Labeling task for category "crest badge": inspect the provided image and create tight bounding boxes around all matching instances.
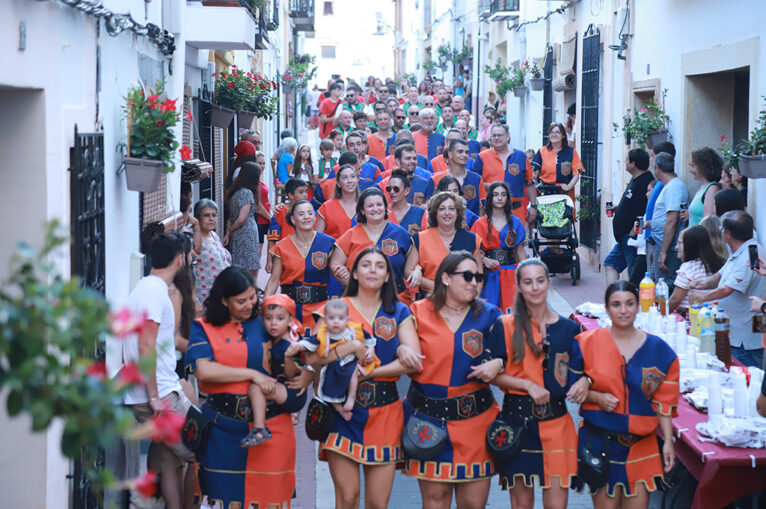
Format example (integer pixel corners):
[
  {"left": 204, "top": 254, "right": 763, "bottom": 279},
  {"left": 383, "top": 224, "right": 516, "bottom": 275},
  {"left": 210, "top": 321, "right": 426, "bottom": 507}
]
[
  {"left": 381, "top": 238, "right": 397, "bottom": 256},
  {"left": 312, "top": 251, "right": 327, "bottom": 270},
  {"left": 554, "top": 352, "right": 570, "bottom": 387},
  {"left": 642, "top": 367, "right": 664, "bottom": 397},
  {"left": 504, "top": 229, "right": 517, "bottom": 249},
  {"left": 374, "top": 316, "right": 397, "bottom": 341},
  {"left": 356, "top": 381, "right": 376, "bottom": 407},
  {"left": 457, "top": 394, "right": 477, "bottom": 418},
  {"left": 464, "top": 185, "right": 476, "bottom": 201},
  {"left": 508, "top": 163, "right": 520, "bottom": 176},
  {"left": 413, "top": 192, "right": 425, "bottom": 206},
  {"left": 462, "top": 329, "right": 483, "bottom": 358},
  {"left": 561, "top": 161, "right": 572, "bottom": 176}
]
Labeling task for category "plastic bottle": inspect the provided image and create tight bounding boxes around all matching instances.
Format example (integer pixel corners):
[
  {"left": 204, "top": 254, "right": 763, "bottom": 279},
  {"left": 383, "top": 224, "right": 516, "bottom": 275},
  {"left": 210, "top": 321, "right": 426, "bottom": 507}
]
[
  {"left": 689, "top": 292, "right": 702, "bottom": 338},
  {"left": 655, "top": 278, "right": 668, "bottom": 316},
  {"left": 699, "top": 305, "right": 716, "bottom": 354},
  {"left": 639, "top": 272, "right": 655, "bottom": 313},
  {"left": 713, "top": 302, "right": 731, "bottom": 366}
]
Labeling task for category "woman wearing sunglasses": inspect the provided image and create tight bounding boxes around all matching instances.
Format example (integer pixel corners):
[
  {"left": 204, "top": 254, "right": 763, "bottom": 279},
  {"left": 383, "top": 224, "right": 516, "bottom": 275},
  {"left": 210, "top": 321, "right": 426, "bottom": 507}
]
[
  {"left": 413, "top": 191, "right": 482, "bottom": 296},
  {"left": 386, "top": 170, "right": 427, "bottom": 235},
  {"left": 487, "top": 258, "right": 587, "bottom": 509},
  {"left": 331, "top": 187, "right": 420, "bottom": 305},
  {"left": 404, "top": 252, "right": 504, "bottom": 508},
  {"left": 571, "top": 281, "right": 679, "bottom": 508},
  {"left": 471, "top": 182, "right": 528, "bottom": 314}
]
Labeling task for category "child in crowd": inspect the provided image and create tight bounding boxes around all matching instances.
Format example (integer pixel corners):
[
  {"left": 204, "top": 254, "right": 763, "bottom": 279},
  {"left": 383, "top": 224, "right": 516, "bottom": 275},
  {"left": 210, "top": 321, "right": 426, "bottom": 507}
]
[
  {"left": 240, "top": 295, "right": 302, "bottom": 448},
  {"left": 294, "top": 144, "right": 315, "bottom": 185},
  {"left": 317, "top": 139, "right": 337, "bottom": 182},
  {"left": 330, "top": 129, "right": 345, "bottom": 160},
  {"left": 287, "top": 299, "right": 379, "bottom": 421}
]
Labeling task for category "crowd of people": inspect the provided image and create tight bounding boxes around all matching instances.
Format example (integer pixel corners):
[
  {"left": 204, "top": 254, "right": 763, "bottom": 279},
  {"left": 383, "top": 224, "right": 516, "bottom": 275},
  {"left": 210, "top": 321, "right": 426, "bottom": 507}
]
[{"left": 120, "top": 74, "right": 766, "bottom": 509}]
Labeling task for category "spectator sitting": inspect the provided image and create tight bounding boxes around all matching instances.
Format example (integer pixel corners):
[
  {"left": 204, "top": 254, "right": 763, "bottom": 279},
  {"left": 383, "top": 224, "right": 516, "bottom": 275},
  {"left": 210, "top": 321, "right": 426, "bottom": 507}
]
[
  {"left": 667, "top": 225, "right": 725, "bottom": 315},
  {"left": 276, "top": 137, "right": 298, "bottom": 184},
  {"left": 688, "top": 211, "right": 766, "bottom": 367},
  {"left": 271, "top": 128, "right": 294, "bottom": 167}
]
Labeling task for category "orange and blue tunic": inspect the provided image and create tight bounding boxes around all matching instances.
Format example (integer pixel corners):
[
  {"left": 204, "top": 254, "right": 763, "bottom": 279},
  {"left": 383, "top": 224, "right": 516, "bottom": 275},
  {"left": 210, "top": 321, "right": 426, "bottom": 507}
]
[
  {"left": 389, "top": 204, "right": 426, "bottom": 235},
  {"left": 472, "top": 148, "right": 533, "bottom": 224},
  {"left": 270, "top": 232, "right": 334, "bottom": 334},
  {"left": 531, "top": 146, "right": 584, "bottom": 203},
  {"left": 317, "top": 199, "right": 358, "bottom": 240},
  {"left": 432, "top": 169, "right": 486, "bottom": 216},
  {"left": 267, "top": 205, "right": 293, "bottom": 242},
  {"left": 413, "top": 130, "right": 446, "bottom": 161},
  {"left": 316, "top": 297, "right": 414, "bottom": 464},
  {"left": 379, "top": 173, "right": 434, "bottom": 207},
  {"left": 335, "top": 222, "right": 414, "bottom": 305},
  {"left": 427, "top": 154, "right": 476, "bottom": 174},
  {"left": 413, "top": 227, "right": 481, "bottom": 285},
  {"left": 185, "top": 318, "right": 296, "bottom": 509},
  {"left": 489, "top": 315, "right": 581, "bottom": 490},
  {"left": 403, "top": 299, "right": 503, "bottom": 481},
  {"left": 572, "top": 328, "right": 680, "bottom": 497},
  {"left": 470, "top": 215, "right": 526, "bottom": 314},
  {"left": 367, "top": 133, "right": 396, "bottom": 162}
]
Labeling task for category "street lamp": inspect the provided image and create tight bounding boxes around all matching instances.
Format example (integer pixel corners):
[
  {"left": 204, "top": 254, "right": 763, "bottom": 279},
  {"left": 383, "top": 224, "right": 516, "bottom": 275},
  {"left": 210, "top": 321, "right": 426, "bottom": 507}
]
[{"left": 373, "top": 11, "right": 392, "bottom": 36}]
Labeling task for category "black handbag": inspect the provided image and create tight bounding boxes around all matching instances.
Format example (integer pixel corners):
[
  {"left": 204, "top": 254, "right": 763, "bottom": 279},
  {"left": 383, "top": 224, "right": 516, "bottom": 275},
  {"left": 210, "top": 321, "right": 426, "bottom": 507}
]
[
  {"left": 181, "top": 404, "right": 211, "bottom": 453},
  {"left": 485, "top": 417, "right": 524, "bottom": 462},
  {"left": 577, "top": 425, "right": 610, "bottom": 490},
  {"left": 401, "top": 413, "right": 447, "bottom": 461},
  {"left": 305, "top": 397, "right": 335, "bottom": 441}
]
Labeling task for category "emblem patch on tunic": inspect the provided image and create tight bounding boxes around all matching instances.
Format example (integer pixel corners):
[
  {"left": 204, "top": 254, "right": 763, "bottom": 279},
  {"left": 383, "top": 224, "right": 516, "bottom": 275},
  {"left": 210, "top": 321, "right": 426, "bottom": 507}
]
[
  {"left": 457, "top": 394, "right": 477, "bottom": 418},
  {"left": 554, "top": 352, "right": 570, "bottom": 387},
  {"left": 356, "top": 381, "right": 376, "bottom": 407},
  {"left": 642, "top": 367, "right": 664, "bottom": 397},
  {"left": 413, "top": 192, "right": 425, "bottom": 206},
  {"left": 561, "top": 161, "right": 572, "bottom": 176},
  {"left": 464, "top": 185, "right": 477, "bottom": 200},
  {"left": 508, "top": 163, "right": 520, "bottom": 176},
  {"left": 462, "top": 329, "right": 483, "bottom": 358},
  {"left": 408, "top": 224, "right": 421, "bottom": 235},
  {"left": 312, "top": 251, "right": 328, "bottom": 270},
  {"left": 504, "top": 229, "right": 516, "bottom": 248},
  {"left": 373, "top": 316, "right": 397, "bottom": 341},
  {"left": 381, "top": 238, "right": 397, "bottom": 256}
]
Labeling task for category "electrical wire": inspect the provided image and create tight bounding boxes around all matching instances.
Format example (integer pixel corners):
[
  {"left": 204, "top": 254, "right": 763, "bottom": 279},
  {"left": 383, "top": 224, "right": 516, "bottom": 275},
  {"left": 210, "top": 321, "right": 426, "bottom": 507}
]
[{"left": 512, "top": 0, "right": 582, "bottom": 32}]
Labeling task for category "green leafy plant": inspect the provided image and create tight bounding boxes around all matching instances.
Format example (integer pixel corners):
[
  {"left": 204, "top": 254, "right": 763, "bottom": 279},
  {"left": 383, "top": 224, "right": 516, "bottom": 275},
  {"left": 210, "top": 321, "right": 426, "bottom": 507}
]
[
  {"left": 720, "top": 98, "right": 766, "bottom": 168},
  {"left": 520, "top": 57, "right": 542, "bottom": 79},
  {"left": 437, "top": 43, "right": 455, "bottom": 69},
  {"left": 455, "top": 45, "right": 472, "bottom": 63},
  {"left": 126, "top": 82, "right": 182, "bottom": 172},
  {"left": 484, "top": 59, "right": 524, "bottom": 97},
  {"left": 613, "top": 89, "right": 671, "bottom": 149},
  {"left": 423, "top": 59, "right": 437, "bottom": 72},
  {"left": 576, "top": 194, "right": 599, "bottom": 222},
  {"left": 281, "top": 54, "right": 317, "bottom": 91},
  {"left": 401, "top": 72, "right": 417, "bottom": 86}
]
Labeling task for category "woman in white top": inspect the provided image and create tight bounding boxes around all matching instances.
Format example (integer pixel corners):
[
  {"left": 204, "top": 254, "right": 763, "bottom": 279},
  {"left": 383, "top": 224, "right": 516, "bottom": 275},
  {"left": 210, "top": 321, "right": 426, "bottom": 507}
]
[{"left": 668, "top": 225, "right": 725, "bottom": 315}]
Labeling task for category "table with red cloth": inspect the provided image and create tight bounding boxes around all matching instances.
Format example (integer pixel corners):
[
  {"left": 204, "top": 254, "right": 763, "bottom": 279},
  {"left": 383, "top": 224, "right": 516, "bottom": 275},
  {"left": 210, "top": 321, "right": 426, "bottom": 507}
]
[{"left": 571, "top": 312, "right": 766, "bottom": 509}]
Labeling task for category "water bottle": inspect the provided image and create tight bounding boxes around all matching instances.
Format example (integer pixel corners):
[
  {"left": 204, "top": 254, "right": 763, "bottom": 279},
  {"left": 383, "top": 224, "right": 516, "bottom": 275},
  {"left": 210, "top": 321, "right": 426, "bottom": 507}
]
[
  {"left": 713, "top": 302, "right": 731, "bottom": 366},
  {"left": 699, "top": 305, "right": 716, "bottom": 354},
  {"left": 639, "top": 272, "right": 655, "bottom": 313},
  {"left": 655, "top": 278, "right": 668, "bottom": 316}
]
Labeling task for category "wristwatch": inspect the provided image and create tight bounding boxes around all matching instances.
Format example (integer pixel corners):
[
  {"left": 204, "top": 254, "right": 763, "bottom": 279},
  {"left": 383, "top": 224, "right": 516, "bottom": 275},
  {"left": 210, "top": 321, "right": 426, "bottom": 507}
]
[
  {"left": 760, "top": 302, "right": 766, "bottom": 315},
  {"left": 584, "top": 375, "right": 594, "bottom": 387}
]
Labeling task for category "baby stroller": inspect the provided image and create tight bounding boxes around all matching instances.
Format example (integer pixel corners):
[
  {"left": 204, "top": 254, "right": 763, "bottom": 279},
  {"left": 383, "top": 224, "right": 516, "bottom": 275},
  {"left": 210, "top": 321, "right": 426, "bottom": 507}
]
[{"left": 528, "top": 184, "right": 581, "bottom": 285}]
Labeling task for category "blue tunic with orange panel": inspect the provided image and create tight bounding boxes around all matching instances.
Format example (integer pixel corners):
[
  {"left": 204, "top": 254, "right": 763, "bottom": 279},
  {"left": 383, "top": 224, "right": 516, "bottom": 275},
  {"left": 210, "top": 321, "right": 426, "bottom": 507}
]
[
  {"left": 379, "top": 173, "right": 434, "bottom": 207},
  {"left": 316, "top": 297, "right": 414, "bottom": 464},
  {"left": 432, "top": 169, "right": 486, "bottom": 216},
  {"left": 571, "top": 328, "right": 680, "bottom": 497},
  {"left": 389, "top": 204, "right": 426, "bottom": 235},
  {"left": 472, "top": 148, "right": 533, "bottom": 224},
  {"left": 185, "top": 318, "right": 296, "bottom": 509},
  {"left": 413, "top": 130, "right": 446, "bottom": 161},
  {"left": 531, "top": 146, "right": 584, "bottom": 203},
  {"left": 267, "top": 205, "right": 293, "bottom": 242},
  {"left": 403, "top": 299, "right": 503, "bottom": 481},
  {"left": 470, "top": 215, "right": 527, "bottom": 314},
  {"left": 413, "top": 227, "right": 481, "bottom": 286},
  {"left": 270, "top": 232, "right": 334, "bottom": 334},
  {"left": 489, "top": 315, "right": 582, "bottom": 490}
]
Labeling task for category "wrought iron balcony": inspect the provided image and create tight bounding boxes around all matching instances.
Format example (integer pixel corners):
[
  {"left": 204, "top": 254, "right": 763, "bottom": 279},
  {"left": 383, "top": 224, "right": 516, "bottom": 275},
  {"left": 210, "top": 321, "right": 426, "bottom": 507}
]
[
  {"left": 488, "top": 0, "right": 520, "bottom": 21},
  {"left": 478, "top": 0, "right": 492, "bottom": 20},
  {"left": 289, "top": 0, "right": 315, "bottom": 32}
]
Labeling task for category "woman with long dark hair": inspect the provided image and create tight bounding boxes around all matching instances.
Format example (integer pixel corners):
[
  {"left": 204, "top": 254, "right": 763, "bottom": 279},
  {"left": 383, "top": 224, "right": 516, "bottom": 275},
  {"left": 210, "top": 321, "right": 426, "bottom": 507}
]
[
  {"left": 572, "top": 281, "right": 679, "bottom": 508},
  {"left": 488, "top": 258, "right": 587, "bottom": 509},
  {"left": 531, "top": 123, "right": 584, "bottom": 202},
  {"left": 308, "top": 247, "right": 422, "bottom": 509},
  {"left": 471, "top": 182, "right": 527, "bottom": 313},
  {"left": 404, "top": 252, "right": 503, "bottom": 508},
  {"left": 668, "top": 225, "right": 726, "bottom": 314},
  {"left": 686, "top": 147, "right": 723, "bottom": 225},
  {"left": 316, "top": 164, "right": 359, "bottom": 239},
  {"left": 225, "top": 162, "right": 265, "bottom": 280}
]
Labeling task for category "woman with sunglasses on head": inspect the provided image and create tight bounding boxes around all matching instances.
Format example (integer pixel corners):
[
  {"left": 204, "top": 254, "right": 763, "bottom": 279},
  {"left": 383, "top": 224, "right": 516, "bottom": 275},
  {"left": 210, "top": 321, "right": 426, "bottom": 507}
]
[
  {"left": 471, "top": 182, "right": 528, "bottom": 313},
  {"left": 414, "top": 191, "right": 482, "bottom": 296},
  {"left": 387, "top": 170, "right": 427, "bottom": 235},
  {"left": 571, "top": 281, "right": 679, "bottom": 508},
  {"left": 331, "top": 187, "right": 420, "bottom": 305},
  {"left": 403, "top": 252, "right": 503, "bottom": 509},
  {"left": 486, "top": 258, "right": 587, "bottom": 509}
]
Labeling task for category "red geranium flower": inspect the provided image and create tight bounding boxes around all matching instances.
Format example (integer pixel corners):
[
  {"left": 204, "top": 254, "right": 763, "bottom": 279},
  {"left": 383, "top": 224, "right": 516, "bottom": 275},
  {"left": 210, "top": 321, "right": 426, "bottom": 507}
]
[
  {"left": 147, "top": 94, "right": 160, "bottom": 108},
  {"left": 109, "top": 308, "right": 148, "bottom": 337},
  {"left": 159, "top": 98, "right": 177, "bottom": 113},
  {"left": 119, "top": 363, "right": 146, "bottom": 386},
  {"left": 134, "top": 470, "right": 158, "bottom": 498},
  {"left": 85, "top": 360, "right": 107, "bottom": 381},
  {"left": 186, "top": 110, "right": 193, "bottom": 121},
  {"left": 179, "top": 145, "right": 192, "bottom": 160},
  {"left": 149, "top": 408, "right": 186, "bottom": 443},
  {"left": 721, "top": 134, "right": 726, "bottom": 143},
  {"left": 227, "top": 82, "right": 235, "bottom": 88}
]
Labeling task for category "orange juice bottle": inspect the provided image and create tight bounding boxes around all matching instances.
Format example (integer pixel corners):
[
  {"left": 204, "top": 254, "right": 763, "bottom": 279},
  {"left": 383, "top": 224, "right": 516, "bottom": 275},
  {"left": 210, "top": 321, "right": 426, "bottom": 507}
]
[{"left": 639, "top": 272, "right": 655, "bottom": 313}]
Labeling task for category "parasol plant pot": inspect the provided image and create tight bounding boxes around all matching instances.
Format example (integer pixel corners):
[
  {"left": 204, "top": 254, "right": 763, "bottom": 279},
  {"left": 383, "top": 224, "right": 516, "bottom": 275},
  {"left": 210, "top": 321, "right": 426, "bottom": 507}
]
[
  {"left": 237, "top": 110, "right": 257, "bottom": 128},
  {"left": 646, "top": 129, "right": 670, "bottom": 149},
  {"left": 738, "top": 154, "right": 766, "bottom": 179},
  {"left": 529, "top": 78, "right": 545, "bottom": 91},
  {"left": 208, "top": 105, "right": 235, "bottom": 128},
  {"left": 124, "top": 157, "right": 164, "bottom": 193},
  {"left": 513, "top": 85, "right": 527, "bottom": 98}
]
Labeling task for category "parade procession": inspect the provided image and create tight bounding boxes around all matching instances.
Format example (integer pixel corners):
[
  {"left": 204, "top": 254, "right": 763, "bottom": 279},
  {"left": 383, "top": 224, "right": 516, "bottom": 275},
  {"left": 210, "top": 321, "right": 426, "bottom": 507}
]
[{"left": 2, "top": 0, "right": 766, "bottom": 508}]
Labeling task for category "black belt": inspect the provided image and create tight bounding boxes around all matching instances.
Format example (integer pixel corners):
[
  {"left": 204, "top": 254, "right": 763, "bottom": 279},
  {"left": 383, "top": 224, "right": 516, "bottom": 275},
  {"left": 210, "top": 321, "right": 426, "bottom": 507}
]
[
  {"left": 395, "top": 277, "right": 408, "bottom": 294},
  {"left": 282, "top": 283, "right": 328, "bottom": 304},
  {"left": 355, "top": 380, "right": 399, "bottom": 408},
  {"left": 407, "top": 385, "right": 495, "bottom": 421},
  {"left": 585, "top": 421, "right": 648, "bottom": 448},
  {"left": 485, "top": 248, "right": 517, "bottom": 265},
  {"left": 511, "top": 201, "right": 522, "bottom": 210},
  {"left": 206, "top": 393, "right": 281, "bottom": 422},
  {"left": 501, "top": 394, "right": 567, "bottom": 422}
]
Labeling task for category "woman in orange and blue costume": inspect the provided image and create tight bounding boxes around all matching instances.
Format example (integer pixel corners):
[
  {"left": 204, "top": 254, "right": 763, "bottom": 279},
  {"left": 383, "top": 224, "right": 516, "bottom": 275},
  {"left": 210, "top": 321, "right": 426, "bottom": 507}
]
[
  {"left": 571, "top": 280, "right": 679, "bottom": 508},
  {"left": 487, "top": 258, "right": 589, "bottom": 509},
  {"left": 307, "top": 247, "right": 423, "bottom": 509},
  {"left": 471, "top": 182, "right": 527, "bottom": 314},
  {"left": 264, "top": 200, "right": 334, "bottom": 335},
  {"left": 404, "top": 252, "right": 504, "bottom": 509},
  {"left": 184, "top": 267, "right": 311, "bottom": 509}
]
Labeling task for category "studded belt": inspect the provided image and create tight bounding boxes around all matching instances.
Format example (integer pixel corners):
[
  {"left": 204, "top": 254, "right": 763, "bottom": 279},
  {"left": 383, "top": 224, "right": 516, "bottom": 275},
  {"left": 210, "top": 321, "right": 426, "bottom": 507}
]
[
  {"left": 206, "top": 393, "right": 281, "bottom": 422},
  {"left": 354, "top": 380, "right": 399, "bottom": 408},
  {"left": 584, "top": 421, "right": 648, "bottom": 448},
  {"left": 485, "top": 248, "right": 517, "bottom": 266},
  {"left": 282, "top": 283, "right": 328, "bottom": 304},
  {"left": 501, "top": 394, "right": 567, "bottom": 423},
  {"left": 406, "top": 385, "right": 495, "bottom": 421},
  {"left": 394, "top": 277, "right": 408, "bottom": 294}
]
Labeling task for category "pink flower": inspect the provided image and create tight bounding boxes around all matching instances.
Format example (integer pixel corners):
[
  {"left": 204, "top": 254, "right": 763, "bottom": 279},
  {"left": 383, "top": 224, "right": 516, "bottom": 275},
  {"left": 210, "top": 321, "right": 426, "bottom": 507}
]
[
  {"left": 109, "top": 308, "right": 148, "bottom": 337},
  {"left": 118, "top": 363, "right": 146, "bottom": 387},
  {"left": 134, "top": 470, "right": 158, "bottom": 498},
  {"left": 179, "top": 145, "right": 192, "bottom": 160},
  {"left": 640, "top": 108, "right": 647, "bottom": 113},
  {"left": 149, "top": 407, "right": 185, "bottom": 444},
  {"left": 721, "top": 134, "right": 726, "bottom": 144}
]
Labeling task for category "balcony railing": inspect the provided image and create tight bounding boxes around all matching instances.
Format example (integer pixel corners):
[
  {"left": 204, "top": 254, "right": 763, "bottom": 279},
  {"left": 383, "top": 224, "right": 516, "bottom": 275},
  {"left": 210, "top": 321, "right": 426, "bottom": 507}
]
[
  {"left": 488, "top": 0, "right": 520, "bottom": 21},
  {"left": 478, "top": 0, "right": 491, "bottom": 20},
  {"left": 289, "top": 0, "right": 315, "bottom": 32}
]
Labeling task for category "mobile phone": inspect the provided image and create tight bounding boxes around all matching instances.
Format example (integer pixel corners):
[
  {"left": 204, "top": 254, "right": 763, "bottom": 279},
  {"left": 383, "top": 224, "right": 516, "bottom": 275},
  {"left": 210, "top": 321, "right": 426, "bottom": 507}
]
[
  {"left": 749, "top": 244, "right": 759, "bottom": 270},
  {"left": 680, "top": 202, "right": 688, "bottom": 210}
]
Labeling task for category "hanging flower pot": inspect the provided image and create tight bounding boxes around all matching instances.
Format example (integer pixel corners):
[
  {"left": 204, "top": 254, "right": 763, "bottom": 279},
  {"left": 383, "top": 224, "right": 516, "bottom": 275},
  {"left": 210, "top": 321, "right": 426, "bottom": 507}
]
[
  {"left": 124, "top": 157, "right": 164, "bottom": 193},
  {"left": 646, "top": 129, "right": 671, "bottom": 149},
  {"left": 529, "top": 78, "right": 545, "bottom": 91},
  {"left": 237, "top": 110, "right": 257, "bottom": 128},
  {"left": 513, "top": 85, "right": 527, "bottom": 98},
  {"left": 738, "top": 154, "right": 766, "bottom": 179},
  {"left": 208, "top": 104, "right": 235, "bottom": 128}
]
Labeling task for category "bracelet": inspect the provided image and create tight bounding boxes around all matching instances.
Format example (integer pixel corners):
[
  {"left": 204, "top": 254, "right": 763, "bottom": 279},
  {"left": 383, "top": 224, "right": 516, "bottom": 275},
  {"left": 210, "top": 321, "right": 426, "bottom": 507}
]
[
  {"left": 150, "top": 397, "right": 160, "bottom": 402},
  {"left": 585, "top": 375, "right": 594, "bottom": 387}
]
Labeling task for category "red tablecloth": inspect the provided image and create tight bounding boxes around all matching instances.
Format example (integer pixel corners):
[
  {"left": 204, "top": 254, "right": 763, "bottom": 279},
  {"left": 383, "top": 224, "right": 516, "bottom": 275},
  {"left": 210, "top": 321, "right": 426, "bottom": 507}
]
[{"left": 571, "top": 313, "right": 766, "bottom": 508}]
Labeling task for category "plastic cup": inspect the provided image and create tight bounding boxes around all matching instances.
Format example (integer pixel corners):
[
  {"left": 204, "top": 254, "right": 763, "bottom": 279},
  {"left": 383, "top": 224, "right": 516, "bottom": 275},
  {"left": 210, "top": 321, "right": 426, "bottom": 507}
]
[
  {"left": 708, "top": 373, "right": 722, "bottom": 415},
  {"left": 687, "top": 344, "right": 697, "bottom": 369}
]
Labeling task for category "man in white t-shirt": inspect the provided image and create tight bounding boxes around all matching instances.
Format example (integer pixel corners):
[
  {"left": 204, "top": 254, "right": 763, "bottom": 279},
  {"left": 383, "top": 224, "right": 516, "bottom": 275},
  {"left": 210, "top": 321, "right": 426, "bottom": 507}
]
[{"left": 123, "top": 233, "right": 194, "bottom": 509}]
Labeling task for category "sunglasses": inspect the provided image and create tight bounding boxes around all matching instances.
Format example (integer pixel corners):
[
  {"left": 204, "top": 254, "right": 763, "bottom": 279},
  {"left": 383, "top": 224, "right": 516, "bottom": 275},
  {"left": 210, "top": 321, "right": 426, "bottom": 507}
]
[
  {"left": 385, "top": 185, "right": 402, "bottom": 193},
  {"left": 540, "top": 339, "right": 550, "bottom": 370},
  {"left": 395, "top": 115, "right": 406, "bottom": 120},
  {"left": 447, "top": 271, "right": 484, "bottom": 283}
]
